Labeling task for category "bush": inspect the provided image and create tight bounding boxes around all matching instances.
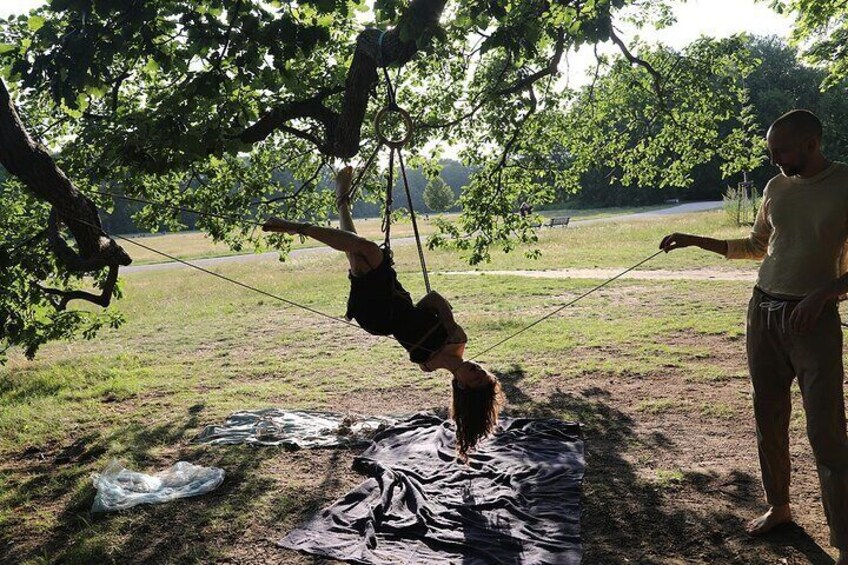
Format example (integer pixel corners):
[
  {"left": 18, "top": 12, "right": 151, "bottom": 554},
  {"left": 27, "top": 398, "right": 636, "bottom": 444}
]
[{"left": 723, "top": 182, "right": 760, "bottom": 226}]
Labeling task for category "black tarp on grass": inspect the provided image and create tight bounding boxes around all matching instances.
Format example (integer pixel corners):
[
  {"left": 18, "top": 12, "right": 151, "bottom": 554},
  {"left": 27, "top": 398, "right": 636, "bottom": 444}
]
[{"left": 279, "top": 412, "right": 584, "bottom": 564}]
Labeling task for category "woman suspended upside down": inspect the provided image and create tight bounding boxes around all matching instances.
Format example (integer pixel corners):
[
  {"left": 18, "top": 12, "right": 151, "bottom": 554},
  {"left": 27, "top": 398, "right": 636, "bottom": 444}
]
[{"left": 263, "top": 166, "right": 503, "bottom": 460}]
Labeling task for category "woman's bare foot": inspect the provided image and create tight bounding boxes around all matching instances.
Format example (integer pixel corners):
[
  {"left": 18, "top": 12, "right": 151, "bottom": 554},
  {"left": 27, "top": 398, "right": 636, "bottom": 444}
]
[
  {"left": 745, "top": 505, "right": 792, "bottom": 536},
  {"left": 335, "top": 165, "right": 354, "bottom": 207}
]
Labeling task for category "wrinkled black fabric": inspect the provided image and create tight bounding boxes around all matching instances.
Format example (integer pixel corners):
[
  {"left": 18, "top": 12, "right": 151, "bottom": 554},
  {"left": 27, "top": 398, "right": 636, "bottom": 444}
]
[{"left": 279, "top": 413, "right": 584, "bottom": 564}]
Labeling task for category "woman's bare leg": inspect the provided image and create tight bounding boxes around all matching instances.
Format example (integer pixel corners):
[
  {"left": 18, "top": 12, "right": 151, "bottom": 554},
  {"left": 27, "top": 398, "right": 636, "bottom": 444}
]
[
  {"left": 336, "top": 166, "right": 358, "bottom": 234},
  {"left": 334, "top": 166, "right": 379, "bottom": 274},
  {"left": 261, "top": 167, "right": 382, "bottom": 275}
]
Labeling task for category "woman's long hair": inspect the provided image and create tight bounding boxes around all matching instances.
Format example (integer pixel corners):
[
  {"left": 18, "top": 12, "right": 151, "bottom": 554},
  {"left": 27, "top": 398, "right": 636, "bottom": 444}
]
[{"left": 451, "top": 368, "right": 504, "bottom": 461}]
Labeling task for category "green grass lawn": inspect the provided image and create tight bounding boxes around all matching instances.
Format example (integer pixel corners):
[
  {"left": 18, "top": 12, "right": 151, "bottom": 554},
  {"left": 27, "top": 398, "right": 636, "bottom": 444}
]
[{"left": 2, "top": 208, "right": 839, "bottom": 564}]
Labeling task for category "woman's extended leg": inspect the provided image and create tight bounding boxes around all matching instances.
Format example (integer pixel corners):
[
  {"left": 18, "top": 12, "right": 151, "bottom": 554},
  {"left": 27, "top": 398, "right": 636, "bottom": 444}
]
[
  {"left": 262, "top": 167, "right": 382, "bottom": 275},
  {"left": 334, "top": 166, "right": 380, "bottom": 275}
]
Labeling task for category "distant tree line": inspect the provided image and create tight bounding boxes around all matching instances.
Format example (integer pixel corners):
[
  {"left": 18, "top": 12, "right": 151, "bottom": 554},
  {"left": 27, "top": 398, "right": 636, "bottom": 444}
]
[{"left": 560, "top": 35, "right": 848, "bottom": 208}]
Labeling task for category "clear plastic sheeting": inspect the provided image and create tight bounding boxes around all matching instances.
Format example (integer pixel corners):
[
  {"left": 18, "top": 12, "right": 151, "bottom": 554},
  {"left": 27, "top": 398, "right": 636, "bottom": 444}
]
[
  {"left": 193, "top": 409, "right": 398, "bottom": 448},
  {"left": 91, "top": 460, "right": 225, "bottom": 513}
]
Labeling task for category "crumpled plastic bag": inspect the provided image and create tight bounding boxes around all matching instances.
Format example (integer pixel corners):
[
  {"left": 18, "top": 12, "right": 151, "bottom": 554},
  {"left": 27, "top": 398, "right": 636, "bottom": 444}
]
[{"left": 91, "top": 459, "right": 225, "bottom": 513}]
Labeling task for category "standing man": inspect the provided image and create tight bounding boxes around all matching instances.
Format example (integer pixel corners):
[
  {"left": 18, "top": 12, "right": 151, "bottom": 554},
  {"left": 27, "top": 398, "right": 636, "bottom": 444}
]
[{"left": 660, "top": 109, "right": 848, "bottom": 563}]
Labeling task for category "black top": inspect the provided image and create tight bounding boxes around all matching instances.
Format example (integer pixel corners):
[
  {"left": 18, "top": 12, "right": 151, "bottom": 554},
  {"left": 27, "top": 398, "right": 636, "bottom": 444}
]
[{"left": 346, "top": 250, "right": 448, "bottom": 363}]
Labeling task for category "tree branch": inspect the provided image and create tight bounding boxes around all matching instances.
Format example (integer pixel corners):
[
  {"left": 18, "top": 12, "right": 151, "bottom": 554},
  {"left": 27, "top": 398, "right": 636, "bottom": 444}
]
[
  {"left": 254, "top": 158, "right": 327, "bottom": 205},
  {"left": 495, "top": 30, "right": 566, "bottom": 97},
  {"left": 237, "top": 87, "right": 343, "bottom": 150},
  {"left": 608, "top": 27, "right": 667, "bottom": 109},
  {"left": 237, "top": 0, "right": 448, "bottom": 159},
  {"left": 0, "top": 78, "right": 130, "bottom": 307},
  {"left": 38, "top": 264, "right": 120, "bottom": 310},
  {"left": 419, "top": 56, "right": 513, "bottom": 131}
]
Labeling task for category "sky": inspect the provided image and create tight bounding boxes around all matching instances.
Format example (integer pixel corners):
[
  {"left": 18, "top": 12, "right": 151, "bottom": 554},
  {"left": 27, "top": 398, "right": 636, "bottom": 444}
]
[
  {"left": 566, "top": 0, "right": 794, "bottom": 86},
  {"left": 0, "top": 0, "right": 794, "bottom": 87}
]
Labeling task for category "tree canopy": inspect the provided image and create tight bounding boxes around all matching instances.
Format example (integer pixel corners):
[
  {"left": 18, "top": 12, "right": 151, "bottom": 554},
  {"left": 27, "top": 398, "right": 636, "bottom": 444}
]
[
  {"left": 1, "top": 0, "right": 846, "bottom": 361},
  {"left": 772, "top": 0, "right": 848, "bottom": 88}
]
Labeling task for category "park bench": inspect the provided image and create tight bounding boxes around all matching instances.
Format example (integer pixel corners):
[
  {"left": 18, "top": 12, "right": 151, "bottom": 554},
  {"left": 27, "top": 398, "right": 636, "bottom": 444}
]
[{"left": 546, "top": 216, "right": 570, "bottom": 228}]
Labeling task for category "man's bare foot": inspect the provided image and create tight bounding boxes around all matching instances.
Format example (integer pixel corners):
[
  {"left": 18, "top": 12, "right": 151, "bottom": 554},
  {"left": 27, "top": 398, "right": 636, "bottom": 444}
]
[{"left": 745, "top": 505, "right": 792, "bottom": 536}]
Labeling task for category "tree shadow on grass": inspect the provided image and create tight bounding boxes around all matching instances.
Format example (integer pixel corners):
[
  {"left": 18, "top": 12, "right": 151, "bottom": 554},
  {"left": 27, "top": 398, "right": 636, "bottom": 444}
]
[
  {"left": 9, "top": 368, "right": 835, "bottom": 565},
  {"left": 1, "top": 402, "right": 291, "bottom": 565},
  {"left": 494, "top": 365, "right": 834, "bottom": 565}
]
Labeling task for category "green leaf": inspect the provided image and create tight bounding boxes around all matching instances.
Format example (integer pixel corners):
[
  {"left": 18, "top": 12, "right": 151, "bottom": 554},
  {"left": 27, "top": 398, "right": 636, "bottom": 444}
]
[
  {"left": 27, "top": 15, "right": 45, "bottom": 32},
  {"left": 144, "top": 57, "right": 160, "bottom": 74}
]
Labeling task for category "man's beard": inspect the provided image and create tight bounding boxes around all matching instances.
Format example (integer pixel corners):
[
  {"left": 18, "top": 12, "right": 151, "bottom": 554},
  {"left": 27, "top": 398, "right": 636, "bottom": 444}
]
[{"left": 780, "top": 159, "right": 805, "bottom": 176}]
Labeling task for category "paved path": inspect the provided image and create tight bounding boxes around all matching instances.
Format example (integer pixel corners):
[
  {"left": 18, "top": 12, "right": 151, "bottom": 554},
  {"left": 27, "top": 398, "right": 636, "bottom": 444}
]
[
  {"left": 123, "top": 201, "right": 724, "bottom": 274},
  {"left": 567, "top": 200, "right": 723, "bottom": 226},
  {"left": 437, "top": 267, "right": 755, "bottom": 282}
]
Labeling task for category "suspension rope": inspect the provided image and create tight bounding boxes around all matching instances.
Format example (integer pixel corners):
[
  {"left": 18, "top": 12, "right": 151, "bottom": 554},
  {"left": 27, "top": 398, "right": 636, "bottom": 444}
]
[
  {"left": 377, "top": 31, "right": 396, "bottom": 107},
  {"left": 70, "top": 206, "right": 668, "bottom": 361},
  {"left": 120, "top": 234, "right": 357, "bottom": 325},
  {"left": 344, "top": 141, "right": 383, "bottom": 202},
  {"left": 371, "top": 29, "right": 432, "bottom": 292},
  {"left": 87, "top": 189, "right": 264, "bottom": 229},
  {"left": 381, "top": 147, "right": 395, "bottom": 249},
  {"left": 396, "top": 149, "right": 431, "bottom": 294},
  {"left": 469, "top": 249, "right": 666, "bottom": 361}
]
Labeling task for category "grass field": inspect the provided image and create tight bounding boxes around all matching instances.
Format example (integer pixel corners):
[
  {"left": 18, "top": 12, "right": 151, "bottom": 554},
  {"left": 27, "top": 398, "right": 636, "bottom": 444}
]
[{"left": 1, "top": 208, "right": 840, "bottom": 564}]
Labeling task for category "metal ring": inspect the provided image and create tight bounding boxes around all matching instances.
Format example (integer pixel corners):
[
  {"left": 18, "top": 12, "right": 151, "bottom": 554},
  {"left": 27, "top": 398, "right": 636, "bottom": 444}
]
[{"left": 374, "top": 105, "right": 413, "bottom": 149}]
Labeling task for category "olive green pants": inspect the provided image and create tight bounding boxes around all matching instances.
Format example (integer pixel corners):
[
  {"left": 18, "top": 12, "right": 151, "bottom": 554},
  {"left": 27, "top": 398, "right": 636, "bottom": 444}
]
[{"left": 748, "top": 287, "right": 848, "bottom": 548}]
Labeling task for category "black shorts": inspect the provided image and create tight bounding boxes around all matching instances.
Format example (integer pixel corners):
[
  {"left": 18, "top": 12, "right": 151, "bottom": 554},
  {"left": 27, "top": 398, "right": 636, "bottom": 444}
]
[
  {"left": 345, "top": 251, "right": 448, "bottom": 362},
  {"left": 345, "top": 251, "right": 413, "bottom": 336}
]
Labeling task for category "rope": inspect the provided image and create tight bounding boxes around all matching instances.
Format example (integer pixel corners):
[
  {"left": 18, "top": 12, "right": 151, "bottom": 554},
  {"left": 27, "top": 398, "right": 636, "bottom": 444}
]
[
  {"left": 4, "top": 228, "right": 48, "bottom": 254},
  {"left": 373, "top": 28, "right": 430, "bottom": 291},
  {"left": 377, "top": 30, "right": 396, "bottom": 108},
  {"left": 381, "top": 147, "right": 395, "bottom": 249},
  {"left": 396, "top": 149, "right": 431, "bottom": 294},
  {"left": 344, "top": 141, "right": 383, "bottom": 202},
  {"left": 118, "top": 234, "right": 358, "bottom": 325},
  {"left": 87, "top": 189, "right": 264, "bottom": 228},
  {"left": 15, "top": 194, "right": 672, "bottom": 362},
  {"left": 469, "top": 249, "right": 666, "bottom": 361}
]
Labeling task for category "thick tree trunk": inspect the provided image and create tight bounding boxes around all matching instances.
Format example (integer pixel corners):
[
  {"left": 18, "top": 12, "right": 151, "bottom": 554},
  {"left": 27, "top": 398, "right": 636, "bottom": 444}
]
[
  {"left": 0, "top": 78, "right": 130, "bottom": 305},
  {"left": 333, "top": 0, "right": 446, "bottom": 157},
  {"left": 241, "top": 0, "right": 448, "bottom": 159}
]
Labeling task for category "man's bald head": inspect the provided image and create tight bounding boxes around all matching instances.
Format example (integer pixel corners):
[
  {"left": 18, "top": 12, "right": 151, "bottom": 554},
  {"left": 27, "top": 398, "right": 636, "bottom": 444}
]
[
  {"left": 766, "top": 109, "right": 827, "bottom": 177},
  {"left": 769, "top": 109, "right": 823, "bottom": 141}
]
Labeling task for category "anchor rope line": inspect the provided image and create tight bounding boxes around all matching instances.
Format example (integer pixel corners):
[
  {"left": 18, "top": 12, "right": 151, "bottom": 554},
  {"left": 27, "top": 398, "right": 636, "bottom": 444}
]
[{"left": 469, "top": 249, "right": 666, "bottom": 360}]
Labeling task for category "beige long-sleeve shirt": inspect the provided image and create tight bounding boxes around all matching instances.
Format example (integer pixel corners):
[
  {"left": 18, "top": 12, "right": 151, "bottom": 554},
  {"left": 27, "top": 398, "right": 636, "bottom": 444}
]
[{"left": 725, "top": 162, "right": 848, "bottom": 298}]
